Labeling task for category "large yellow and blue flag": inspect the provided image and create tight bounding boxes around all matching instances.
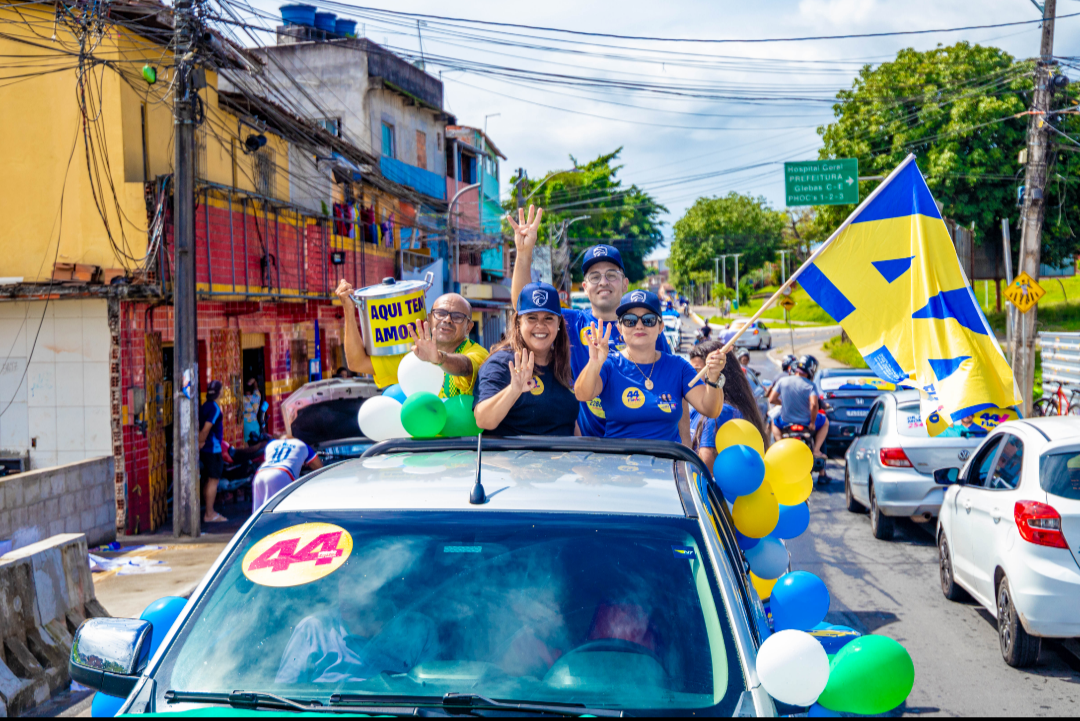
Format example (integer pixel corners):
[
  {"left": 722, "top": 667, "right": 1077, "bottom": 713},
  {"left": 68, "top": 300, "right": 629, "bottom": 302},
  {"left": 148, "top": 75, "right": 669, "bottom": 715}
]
[{"left": 797, "top": 155, "right": 1021, "bottom": 424}]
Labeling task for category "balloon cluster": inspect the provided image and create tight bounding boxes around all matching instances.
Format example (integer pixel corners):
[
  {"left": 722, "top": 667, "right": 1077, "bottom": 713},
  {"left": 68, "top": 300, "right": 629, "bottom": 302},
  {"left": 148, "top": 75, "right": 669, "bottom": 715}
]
[
  {"left": 356, "top": 352, "right": 481, "bottom": 441},
  {"left": 712, "top": 419, "right": 915, "bottom": 714}
]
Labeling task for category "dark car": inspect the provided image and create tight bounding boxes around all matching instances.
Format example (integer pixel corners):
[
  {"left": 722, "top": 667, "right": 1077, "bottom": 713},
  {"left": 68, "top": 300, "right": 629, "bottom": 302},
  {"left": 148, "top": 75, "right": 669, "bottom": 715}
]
[{"left": 815, "top": 368, "right": 896, "bottom": 457}]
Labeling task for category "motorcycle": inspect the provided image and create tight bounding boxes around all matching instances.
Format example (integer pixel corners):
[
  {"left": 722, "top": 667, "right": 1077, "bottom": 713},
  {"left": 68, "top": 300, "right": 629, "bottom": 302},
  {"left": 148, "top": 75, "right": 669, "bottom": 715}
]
[{"left": 778, "top": 423, "right": 829, "bottom": 484}]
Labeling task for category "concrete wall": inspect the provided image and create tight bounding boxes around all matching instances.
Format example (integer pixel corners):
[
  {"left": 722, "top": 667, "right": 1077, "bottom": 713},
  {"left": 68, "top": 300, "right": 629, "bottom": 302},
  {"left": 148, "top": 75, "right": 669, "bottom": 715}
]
[
  {"left": 0, "top": 533, "right": 108, "bottom": 716},
  {"left": 0, "top": 457, "right": 116, "bottom": 552},
  {"left": 0, "top": 299, "right": 111, "bottom": 471}
]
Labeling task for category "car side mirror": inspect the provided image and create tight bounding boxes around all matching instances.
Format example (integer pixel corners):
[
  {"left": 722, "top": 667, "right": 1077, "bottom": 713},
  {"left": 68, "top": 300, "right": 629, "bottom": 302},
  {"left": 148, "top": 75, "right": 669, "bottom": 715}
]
[
  {"left": 934, "top": 467, "right": 960, "bottom": 486},
  {"left": 70, "top": 618, "right": 152, "bottom": 698}
]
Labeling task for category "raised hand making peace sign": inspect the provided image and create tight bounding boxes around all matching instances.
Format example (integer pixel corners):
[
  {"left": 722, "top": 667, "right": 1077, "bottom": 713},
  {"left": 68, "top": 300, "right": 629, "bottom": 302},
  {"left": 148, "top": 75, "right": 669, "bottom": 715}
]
[
  {"left": 505, "top": 204, "right": 544, "bottom": 253},
  {"left": 586, "top": 321, "right": 611, "bottom": 364}
]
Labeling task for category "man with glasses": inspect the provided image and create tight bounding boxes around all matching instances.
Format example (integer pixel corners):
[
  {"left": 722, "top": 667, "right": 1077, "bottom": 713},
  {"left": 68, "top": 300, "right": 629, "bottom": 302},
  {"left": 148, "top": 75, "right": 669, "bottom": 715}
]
[{"left": 509, "top": 206, "right": 673, "bottom": 438}]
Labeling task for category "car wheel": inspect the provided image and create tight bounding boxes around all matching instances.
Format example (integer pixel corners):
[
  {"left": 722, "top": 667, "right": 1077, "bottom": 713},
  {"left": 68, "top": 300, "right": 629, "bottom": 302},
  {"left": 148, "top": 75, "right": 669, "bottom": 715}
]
[
  {"left": 998, "top": 575, "right": 1040, "bottom": 667},
  {"left": 845, "top": 465, "right": 866, "bottom": 513},
  {"left": 869, "top": 480, "right": 895, "bottom": 540},
  {"left": 938, "top": 533, "right": 968, "bottom": 601}
]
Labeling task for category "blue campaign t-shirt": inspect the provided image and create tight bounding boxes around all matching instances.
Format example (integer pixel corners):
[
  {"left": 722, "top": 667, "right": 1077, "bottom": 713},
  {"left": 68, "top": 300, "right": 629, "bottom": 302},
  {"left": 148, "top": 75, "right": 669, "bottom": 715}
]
[
  {"left": 691, "top": 403, "right": 742, "bottom": 450},
  {"left": 473, "top": 349, "right": 578, "bottom": 437},
  {"left": 596, "top": 352, "right": 700, "bottom": 442},
  {"left": 199, "top": 400, "right": 223, "bottom": 454},
  {"left": 562, "top": 308, "right": 672, "bottom": 438}
]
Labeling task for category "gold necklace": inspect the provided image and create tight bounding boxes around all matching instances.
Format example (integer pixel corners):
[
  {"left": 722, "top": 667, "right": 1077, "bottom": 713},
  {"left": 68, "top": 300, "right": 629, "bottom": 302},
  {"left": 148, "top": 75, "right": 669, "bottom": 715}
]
[{"left": 624, "top": 349, "right": 658, "bottom": 390}]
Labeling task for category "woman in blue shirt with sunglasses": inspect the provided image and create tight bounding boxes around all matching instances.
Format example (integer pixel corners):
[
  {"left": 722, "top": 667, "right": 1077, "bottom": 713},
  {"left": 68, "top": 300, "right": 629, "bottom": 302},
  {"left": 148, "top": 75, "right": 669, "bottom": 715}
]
[{"left": 575, "top": 290, "right": 727, "bottom": 442}]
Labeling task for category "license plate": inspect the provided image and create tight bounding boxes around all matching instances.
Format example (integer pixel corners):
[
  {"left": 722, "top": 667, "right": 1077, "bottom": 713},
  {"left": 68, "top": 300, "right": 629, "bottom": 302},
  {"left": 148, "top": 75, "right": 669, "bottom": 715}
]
[{"left": 847, "top": 410, "right": 869, "bottom": 418}]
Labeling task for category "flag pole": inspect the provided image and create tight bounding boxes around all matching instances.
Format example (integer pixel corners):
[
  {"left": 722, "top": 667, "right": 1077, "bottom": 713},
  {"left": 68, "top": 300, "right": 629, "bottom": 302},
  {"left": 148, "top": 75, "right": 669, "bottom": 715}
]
[{"left": 689, "top": 153, "right": 918, "bottom": 387}]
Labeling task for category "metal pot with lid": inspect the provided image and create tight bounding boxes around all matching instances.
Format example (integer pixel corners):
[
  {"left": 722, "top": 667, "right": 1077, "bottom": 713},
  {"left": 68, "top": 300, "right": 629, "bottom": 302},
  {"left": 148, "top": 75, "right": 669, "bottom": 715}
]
[{"left": 350, "top": 273, "right": 433, "bottom": 356}]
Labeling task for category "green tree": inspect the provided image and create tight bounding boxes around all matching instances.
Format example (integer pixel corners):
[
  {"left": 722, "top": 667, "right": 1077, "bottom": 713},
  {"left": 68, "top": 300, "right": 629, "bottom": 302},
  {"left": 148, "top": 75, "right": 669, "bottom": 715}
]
[
  {"left": 505, "top": 149, "right": 666, "bottom": 283},
  {"left": 808, "top": 42, "right": 1080, "bottom": 265},
  {"left": 669, "top": 192, "right": 786, "bottom": 289}
]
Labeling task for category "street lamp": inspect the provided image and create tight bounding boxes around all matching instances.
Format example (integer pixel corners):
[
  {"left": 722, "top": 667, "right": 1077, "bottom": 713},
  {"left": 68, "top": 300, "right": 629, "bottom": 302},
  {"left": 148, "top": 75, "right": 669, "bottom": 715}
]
[{"left": 448, "top": 182, "right": 481, "bottom": 291}]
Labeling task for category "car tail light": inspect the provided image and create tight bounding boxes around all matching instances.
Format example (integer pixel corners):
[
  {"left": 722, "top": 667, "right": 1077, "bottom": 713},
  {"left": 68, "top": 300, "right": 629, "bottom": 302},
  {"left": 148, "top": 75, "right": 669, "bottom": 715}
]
[
  {"left": 1014, "top": 501, "right": 1069, "bottom": 549},
  {"left": 879, "top": 448, "right": 913, "bottom": 467},
  {"left": 753, "top": 329, "right": 759, "bottom": 335}
]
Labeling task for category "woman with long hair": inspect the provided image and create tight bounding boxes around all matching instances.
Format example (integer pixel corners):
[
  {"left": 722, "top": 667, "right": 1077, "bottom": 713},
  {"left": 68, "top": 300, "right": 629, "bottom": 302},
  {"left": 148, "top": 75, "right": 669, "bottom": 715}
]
[
  {"left": 687, "top": 341, "right": 768, "bottom": 467},
  {"left": 474, "top": 282, "right": 578, "bottom": 436},
  {"left": 575, "top": 290, "right": 726, "bottom": 442}
]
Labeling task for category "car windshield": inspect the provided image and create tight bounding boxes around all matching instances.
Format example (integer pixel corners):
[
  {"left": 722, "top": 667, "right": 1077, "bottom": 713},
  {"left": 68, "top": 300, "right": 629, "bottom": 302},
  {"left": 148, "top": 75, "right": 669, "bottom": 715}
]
[
  {"left": 154, "top": 511, "right": 743, "bottom": 715},
  {"left": 1040, "top": 451, "right": 1080, "bottom": 500}
]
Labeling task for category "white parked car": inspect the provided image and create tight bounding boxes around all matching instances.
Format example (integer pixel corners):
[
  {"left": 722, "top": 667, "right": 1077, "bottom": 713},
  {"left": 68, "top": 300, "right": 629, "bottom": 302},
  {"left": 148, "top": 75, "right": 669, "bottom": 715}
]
[
  {"left": 936, "top": 417, "right": 1080, "bottom": 667},
  {"left": 662, "top": 311, "right": 682, "bottom": 352},
  {"left": 727, "top": 320, "right": 771, "bottom": 350},
  {"left": 844, "top": 390, "right": 985, "bottom": 540}
]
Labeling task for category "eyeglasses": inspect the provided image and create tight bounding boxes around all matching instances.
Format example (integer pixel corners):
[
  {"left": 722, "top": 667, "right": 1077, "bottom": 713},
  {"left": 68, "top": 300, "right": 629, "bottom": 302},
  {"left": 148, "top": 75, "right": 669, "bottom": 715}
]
[
  {"left": 431, "top": 309, "right": 469, "bottom": 324},
  {"left": 619, "top": 313, "right": 659, "bottom": 328},
  {"left": 585, "top": 270, "right": 624, "bottom": 285}
]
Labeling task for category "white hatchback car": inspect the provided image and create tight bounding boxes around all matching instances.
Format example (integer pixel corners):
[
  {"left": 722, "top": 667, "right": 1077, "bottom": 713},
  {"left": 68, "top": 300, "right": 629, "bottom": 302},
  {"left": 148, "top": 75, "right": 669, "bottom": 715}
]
[{"left": 936, "top": 417, "right": 1080, "bottom": 667}]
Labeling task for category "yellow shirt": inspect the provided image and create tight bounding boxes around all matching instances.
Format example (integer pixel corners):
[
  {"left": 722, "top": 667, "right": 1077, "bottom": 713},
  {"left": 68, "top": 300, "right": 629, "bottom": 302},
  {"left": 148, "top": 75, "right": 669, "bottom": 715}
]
[
  {"left": 370, "top": 354, "right": 403, "bottom": 389},
  {"left": 441, "top": 339, "right": 489, "bottom": 398}
]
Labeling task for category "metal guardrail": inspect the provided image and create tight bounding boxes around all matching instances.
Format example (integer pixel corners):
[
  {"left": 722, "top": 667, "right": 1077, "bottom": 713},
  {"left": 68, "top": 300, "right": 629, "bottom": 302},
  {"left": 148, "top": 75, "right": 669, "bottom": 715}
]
[{"left": 1039, "top": 331, "right": 1080, "bottom": 394}]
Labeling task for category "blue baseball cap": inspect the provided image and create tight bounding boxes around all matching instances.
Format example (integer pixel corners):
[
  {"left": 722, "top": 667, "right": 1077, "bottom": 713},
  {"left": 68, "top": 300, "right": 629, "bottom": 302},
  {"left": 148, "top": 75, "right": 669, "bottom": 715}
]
[
  {"left": 518, "top": 282, "right": 563, "bottom": 316},
  {"left": 581, "top": 244, "right": 624, "bottom": 275},
  {"left": 616, "top": 290, "right": 662, "bottom": 317}
]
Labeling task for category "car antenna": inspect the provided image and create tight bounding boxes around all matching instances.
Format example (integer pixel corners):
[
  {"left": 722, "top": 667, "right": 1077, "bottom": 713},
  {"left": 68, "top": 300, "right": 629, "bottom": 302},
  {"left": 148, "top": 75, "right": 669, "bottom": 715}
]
[{"left": 469, "top": 433, "right": 486, "bottom": 504}]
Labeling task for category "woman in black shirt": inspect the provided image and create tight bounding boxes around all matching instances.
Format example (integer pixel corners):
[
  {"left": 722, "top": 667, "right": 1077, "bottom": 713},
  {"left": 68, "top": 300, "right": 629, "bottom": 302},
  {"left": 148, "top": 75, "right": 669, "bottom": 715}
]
[{"left": 474, "top": 282, "right": 578, "bottom": 436}]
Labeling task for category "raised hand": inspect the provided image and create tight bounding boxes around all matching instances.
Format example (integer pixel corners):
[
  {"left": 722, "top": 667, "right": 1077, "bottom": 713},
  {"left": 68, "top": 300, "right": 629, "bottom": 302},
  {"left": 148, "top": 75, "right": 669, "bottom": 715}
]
[
  {"left": 335, "top": 279, "right": 356, "bottom": 308},
  {"left": 408, "top": 320, "right": 440, "bottom": 364},
  {"left": 508, "top": 349, "right": 537, "bottom": 395},
  {"left": 705, "top": 348, "right": 727, "bottom": 383},
  {"left": 505, "top": 204, "right": 544, "bottom": 252},
  {"left": 586, "top": 321, "right": 611, "bottom": 364}
]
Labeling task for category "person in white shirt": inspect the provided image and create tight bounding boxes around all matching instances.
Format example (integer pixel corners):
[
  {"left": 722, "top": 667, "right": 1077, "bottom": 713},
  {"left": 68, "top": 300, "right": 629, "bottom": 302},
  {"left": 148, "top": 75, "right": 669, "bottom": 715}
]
[{"left": 252, "top": 436, "right": 323, "bottom": 512}]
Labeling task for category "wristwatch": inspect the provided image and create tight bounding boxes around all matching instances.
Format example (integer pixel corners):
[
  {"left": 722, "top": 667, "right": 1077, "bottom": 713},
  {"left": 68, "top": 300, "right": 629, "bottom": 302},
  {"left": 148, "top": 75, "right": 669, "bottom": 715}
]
[{"left": 703, "top": 374, "right": 726, "bottom": 389}]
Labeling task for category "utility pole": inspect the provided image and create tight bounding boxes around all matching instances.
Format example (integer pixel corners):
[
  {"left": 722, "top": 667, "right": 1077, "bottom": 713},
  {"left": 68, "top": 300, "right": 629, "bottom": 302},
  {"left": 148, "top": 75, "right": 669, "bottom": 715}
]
[
  {"left": 778, "top": 250, "right": 788, "bottom": 285},
  {"left": 1001, "top": 219, "right": 1016, "bottom": 365},
  {"left": 1016, "top": 0, "right": 1057, "bottom": 416},
  {"left": 515, "top": 168, "right": 526, "bottom": 211},
  {"left": 173, "top": 0, "right": 200, "bottom": 537},
  {"left": 732, "top": 253, "right": 742, "bottom": 311},
  {"left": 713, "top": 257, "right": 721, "bottom": 314}
]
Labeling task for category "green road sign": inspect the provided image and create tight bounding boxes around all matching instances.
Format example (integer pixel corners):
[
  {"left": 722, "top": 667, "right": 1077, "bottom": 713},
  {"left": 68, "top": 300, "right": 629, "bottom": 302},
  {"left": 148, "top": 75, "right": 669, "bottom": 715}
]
[{"left": 784, "top": 159, "right": 859, "bottom": 206}]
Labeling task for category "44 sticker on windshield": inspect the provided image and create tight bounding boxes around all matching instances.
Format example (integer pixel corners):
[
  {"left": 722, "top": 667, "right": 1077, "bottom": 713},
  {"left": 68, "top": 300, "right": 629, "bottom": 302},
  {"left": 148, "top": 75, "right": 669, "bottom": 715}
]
[{"left": 242, "top": 523, "right": 353, "bottom": 587}]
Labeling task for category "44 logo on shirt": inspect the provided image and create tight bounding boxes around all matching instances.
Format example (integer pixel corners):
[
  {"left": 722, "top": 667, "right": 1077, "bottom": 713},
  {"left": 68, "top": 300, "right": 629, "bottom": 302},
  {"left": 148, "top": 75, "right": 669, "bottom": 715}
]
[
  {"left": 242, "top": 522, "right": 354, "bottom": 587},
  {"left": 622, "top": 387, "right": 645, "bottom": 409}
]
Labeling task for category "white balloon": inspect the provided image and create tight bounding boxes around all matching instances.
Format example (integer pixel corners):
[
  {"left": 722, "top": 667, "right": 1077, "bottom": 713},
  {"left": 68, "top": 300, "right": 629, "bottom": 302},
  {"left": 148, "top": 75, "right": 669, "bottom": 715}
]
[
  {"left": 357, "top": 396, "right": 408, "bottom": 442},
  {"left": 397, "top": 352, "right": 445, "bottom": 397},
  {"left": 745, "top": 537, "right": 789, "bottom": 580},
  {"left": 756, "top": 629, "right": 831, "bottom": 707}
]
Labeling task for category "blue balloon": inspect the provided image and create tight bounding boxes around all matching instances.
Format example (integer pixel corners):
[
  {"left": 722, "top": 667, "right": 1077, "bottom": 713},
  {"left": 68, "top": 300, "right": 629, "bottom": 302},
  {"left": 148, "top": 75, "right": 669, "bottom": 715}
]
[
  {"left": 807, "top": 703, "right": 832, "bottom": 717},
  {"left": 139, "top": 596, "right": 188, "bottom": 657},
  {"left": 91, "top": 692, "right": 126, "bottom": 717},
  {"left": 383, "top": 384, "right": 407, "bottom": 403},
  {"left": 713, "top": 445, "right": 765, "bottom": 499},
  {"left": 745, "top": 536, "right": 789, "bottom": 579},
  {"left": 808, "top": 624, "right": 861, "bottom": 655},
  {"left": 773, "top": 502, "right": 810, "bottom": 540},
  {"left": 770, "top": 571, "right": 830, "bottom": 632},
  {"left": 734, "top": 529, "right": 760, "bottom": 551}
]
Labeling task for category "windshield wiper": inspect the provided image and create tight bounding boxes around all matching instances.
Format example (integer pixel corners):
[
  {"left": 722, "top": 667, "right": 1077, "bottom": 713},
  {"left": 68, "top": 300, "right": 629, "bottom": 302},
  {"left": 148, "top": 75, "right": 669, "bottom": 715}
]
[
  {"left": 329, "top": 692, "right": 624, "bottom": 717},
  {"left": 165, "top": 690, "right": 335, "bottom": 713}
]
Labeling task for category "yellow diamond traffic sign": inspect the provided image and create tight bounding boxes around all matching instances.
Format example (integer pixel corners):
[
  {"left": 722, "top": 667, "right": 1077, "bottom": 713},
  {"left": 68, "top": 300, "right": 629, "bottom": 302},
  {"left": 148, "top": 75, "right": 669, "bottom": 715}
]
[
  {"left": 1003, "top": 271, "right": 1045, "bottom": 314},
  {"left": 779, "top": 297, "right": 796, "bottom": 311}
]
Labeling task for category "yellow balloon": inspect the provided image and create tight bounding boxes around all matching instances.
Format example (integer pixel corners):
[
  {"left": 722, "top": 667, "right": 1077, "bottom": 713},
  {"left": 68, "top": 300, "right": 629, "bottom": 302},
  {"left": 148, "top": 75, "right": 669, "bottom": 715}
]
[
  {"left": 764, "top": 438, "right": 813, "bottom": 485},
  {"left": 732, "top": 483, "right": 779, "bottom": 538},
  {"left": 715, "top": 419, "right": 765, "bottom": 456},
  {"left": 773, "top": 473, "right": 813, "bottom": 506},
  {"left": 750, "top": 572, "right": 778, "bottom": 600}
]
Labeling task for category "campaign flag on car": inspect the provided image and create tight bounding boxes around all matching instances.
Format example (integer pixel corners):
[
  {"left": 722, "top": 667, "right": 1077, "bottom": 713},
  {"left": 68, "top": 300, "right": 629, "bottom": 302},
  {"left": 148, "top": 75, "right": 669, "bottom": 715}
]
[{"left": 793, "top": 154, "right": 1021, "bottom": 427}]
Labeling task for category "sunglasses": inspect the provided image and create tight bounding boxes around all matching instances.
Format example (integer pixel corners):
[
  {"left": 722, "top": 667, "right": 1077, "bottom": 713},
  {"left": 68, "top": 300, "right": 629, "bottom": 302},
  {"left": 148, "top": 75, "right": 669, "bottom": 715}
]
[
  {"left": 431, "top": 309, "right": 469, "bottom": 324},
  {"left": 619, "top": 313, "right": 659, "bottom": 328}
]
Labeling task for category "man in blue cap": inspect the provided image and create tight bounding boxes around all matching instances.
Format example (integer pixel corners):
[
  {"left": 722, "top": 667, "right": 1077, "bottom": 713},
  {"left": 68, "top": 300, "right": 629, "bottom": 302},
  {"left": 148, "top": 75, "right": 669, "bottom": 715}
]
[{"left": 508, "top": 205, "right": 677, "bottom": 439}]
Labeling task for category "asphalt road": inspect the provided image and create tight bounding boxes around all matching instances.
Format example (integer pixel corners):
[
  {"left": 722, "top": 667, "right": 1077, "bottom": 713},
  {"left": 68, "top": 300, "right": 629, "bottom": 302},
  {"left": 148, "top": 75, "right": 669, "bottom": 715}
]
[{"left": 741, "top": 337, "right": 1080, "bottom": 717}]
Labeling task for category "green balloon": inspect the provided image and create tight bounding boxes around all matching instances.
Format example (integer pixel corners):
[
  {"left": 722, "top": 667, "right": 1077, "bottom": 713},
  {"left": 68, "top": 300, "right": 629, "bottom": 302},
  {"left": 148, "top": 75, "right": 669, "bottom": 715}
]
[
  {"left": 441, "top": 395, "right": 481, "bottom": 437},
  {"left": 400, "top": 392, "right": 447, "bottom": 438},
  {"left": 816, "top": 635, "right": 914, "bottom": 716}
]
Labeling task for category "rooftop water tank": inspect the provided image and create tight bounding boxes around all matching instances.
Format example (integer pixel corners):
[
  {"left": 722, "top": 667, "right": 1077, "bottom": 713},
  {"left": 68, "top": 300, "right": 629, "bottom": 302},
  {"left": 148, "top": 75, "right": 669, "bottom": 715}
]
[
  {"left": 313, "top": 11, "right": 337, "bottom": 33},
  {"left": 279, "top": 3, "right": 315, "bottom": 26},
  {"left": 335, "top": 19, "right": 357, "bottom": 36}
]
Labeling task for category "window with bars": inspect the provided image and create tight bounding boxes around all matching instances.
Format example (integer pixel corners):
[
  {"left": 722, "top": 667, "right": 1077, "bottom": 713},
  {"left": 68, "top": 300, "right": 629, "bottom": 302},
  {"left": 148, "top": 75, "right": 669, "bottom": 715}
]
[{"left": 253, "top": 147, "right": 275, "bottom": 197}]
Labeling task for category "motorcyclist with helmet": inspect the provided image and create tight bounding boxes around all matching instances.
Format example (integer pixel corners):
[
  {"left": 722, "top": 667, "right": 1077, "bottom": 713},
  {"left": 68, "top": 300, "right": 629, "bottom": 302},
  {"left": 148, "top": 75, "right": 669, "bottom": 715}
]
[{"left": 767, "top": 354, "right": 829, "bottom": 458}]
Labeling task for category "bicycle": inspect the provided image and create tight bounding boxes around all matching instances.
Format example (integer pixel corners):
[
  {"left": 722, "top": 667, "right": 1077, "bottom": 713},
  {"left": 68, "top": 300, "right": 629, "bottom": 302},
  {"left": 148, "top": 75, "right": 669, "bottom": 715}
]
[{"left": 1032, "top": 382, "right": 1080, "bottom": 417}]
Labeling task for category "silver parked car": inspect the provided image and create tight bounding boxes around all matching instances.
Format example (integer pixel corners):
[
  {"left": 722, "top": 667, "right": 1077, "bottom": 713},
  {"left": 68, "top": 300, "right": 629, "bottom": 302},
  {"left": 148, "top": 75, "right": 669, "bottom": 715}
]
[
  {"left": 844, "top": 390, "right": 985, "bottom": 540},
  {"left": 70, "top": 438, "right": 780, "bottom": 716}
]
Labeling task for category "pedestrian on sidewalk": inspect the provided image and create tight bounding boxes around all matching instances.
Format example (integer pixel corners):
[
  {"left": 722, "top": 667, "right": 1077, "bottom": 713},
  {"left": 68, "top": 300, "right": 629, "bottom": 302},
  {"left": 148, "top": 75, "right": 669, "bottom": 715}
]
[
  {"left": 252, "top": 435, "right": 323, "bottom": 512},
  {"left": 199, "top": 380, "right": 227, "bottom": 524},
  {"left": 722, "top": 298, "right": 731, "bottom": 318}
]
